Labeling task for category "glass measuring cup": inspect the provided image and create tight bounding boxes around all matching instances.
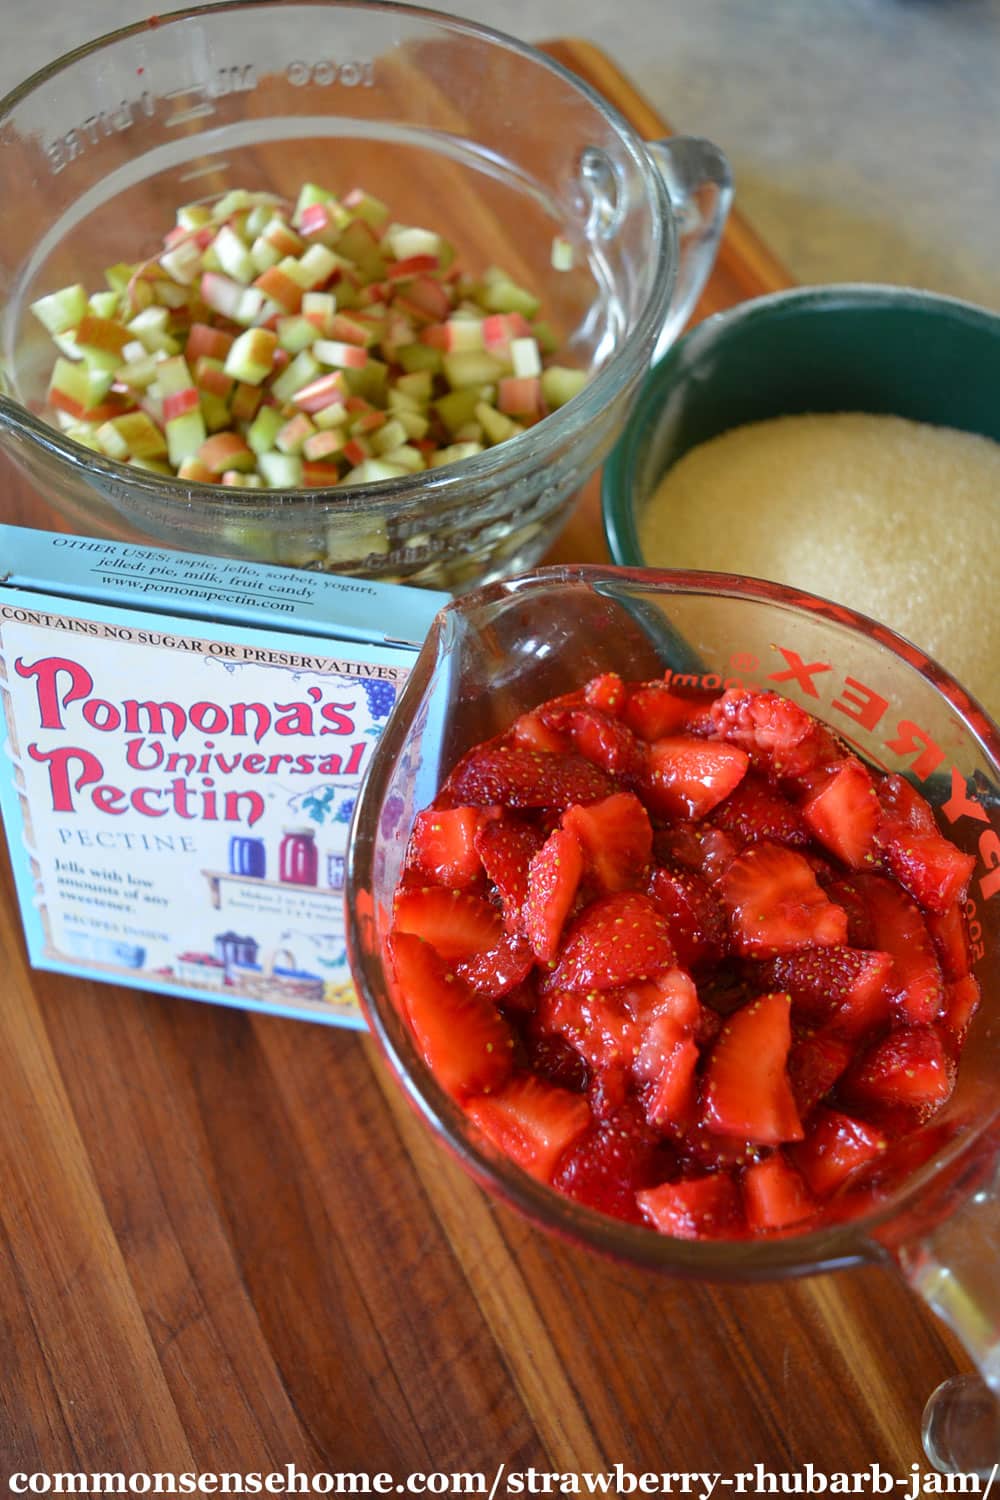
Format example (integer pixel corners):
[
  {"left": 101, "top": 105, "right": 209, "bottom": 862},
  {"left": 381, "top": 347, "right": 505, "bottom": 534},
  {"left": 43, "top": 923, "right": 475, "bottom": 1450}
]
[
  {"left": 0, "top": 0, "right": 730, "bottom": 590},
  {"left": 344, "top": 565, "right": 1000, "bottom": 1474}
]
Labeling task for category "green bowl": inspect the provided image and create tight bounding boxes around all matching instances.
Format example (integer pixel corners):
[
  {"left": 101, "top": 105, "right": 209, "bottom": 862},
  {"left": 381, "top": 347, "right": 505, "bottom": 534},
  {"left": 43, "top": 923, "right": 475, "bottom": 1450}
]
[{"left": 602, "top": 283, "right": 1000, "bottom": 567}]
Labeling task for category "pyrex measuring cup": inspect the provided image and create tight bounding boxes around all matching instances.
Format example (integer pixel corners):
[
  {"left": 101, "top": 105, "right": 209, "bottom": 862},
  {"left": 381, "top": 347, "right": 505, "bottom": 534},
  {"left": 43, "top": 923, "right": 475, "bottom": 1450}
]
[
  {"left": 0, "top": 1, "right": 731, "bottom": 589},
  {"left": 345, "top": 566, "right": 1000, "bottom": 1474}
]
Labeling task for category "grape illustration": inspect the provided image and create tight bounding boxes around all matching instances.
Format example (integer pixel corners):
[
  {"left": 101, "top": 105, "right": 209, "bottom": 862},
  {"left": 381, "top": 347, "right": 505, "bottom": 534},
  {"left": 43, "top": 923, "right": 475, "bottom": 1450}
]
[
  {"left": 335, "top": 796, "right": 356, "bottom": 825},
  {"left": 361, "top": 678, "right": 396, "bottom": 720}
]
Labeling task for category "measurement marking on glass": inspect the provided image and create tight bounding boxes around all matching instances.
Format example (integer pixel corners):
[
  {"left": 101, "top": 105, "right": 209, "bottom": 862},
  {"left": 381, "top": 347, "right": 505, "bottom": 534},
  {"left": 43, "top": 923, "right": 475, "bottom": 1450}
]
[
  {"left": 163, "top": 84, "right": 204, "bottom": 100},
  {"left": 179, "top": 160, "right": 231, "bottom": 182},
  {"left": 165, "top": 103, "right": 217, "bottom": 128}
]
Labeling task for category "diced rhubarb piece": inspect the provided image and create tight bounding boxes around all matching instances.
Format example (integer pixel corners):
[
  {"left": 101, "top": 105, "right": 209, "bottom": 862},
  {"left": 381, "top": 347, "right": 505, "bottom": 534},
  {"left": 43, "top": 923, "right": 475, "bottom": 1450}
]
[
  {"left": 550, "top": 892, "right": 675, "bottom": 993},
  {"left": 851, "top": 874, "right": 945, "bottom": 1023},
  {"left": 554, "top": 1100, "right": 670, "bottom": 1225},
  {"left": 710, "top": 772, "right": 810, "bottom": 848},
  {"left": 720, "top": 843, "right": 848, "bottom": 956},
  {"left": 643, "top": 735, "right": 749, "bottom": 820},
  {"left": 540, "top": 365, "right": 587, "bottom": 409},
  {"left": 97, "top": 411, "right": 167, "bottom": 460},
  {"left": 293, "top": 371, "right": 349, "bottom": 414},
  {"left": 392, "top": 886, "right": 503, "bottom": 961},
  {"left": 750, "top": 947, "right": 893, "bottom": 1039},
  {"left": 388, "top": 931, "right": 513, "bottom": 1100},
  {"left": 444, "top": 745, "right": 613, "bottom": 811},
  {"left": 314, "top": 338, "right": 369, "bottom": 370},
  {"left": 702, "top": 992, "right": 804, "bottom": 1144},
  {"left": 196, "top": 431, "right": 255, "bottom": 475},
  {"left": 646, "top": 866, "right": 728, "bottom": 972},
  {"left": 466, "top": 1074, "right": 591, "bottom": 1182},
  {"left": 562, "top": 793, "right": 653, "bottom": 894},
  {"left": 258, "top": 451, "right": 303, "bottom": 488},
  {"left": 742, "top": 1153, "right": 816, "bottom": 1231},
  {"left": 497, "top": 376, "right": 542, "bottom": 417},
  {"left": 524, "top": 828, "right": 584, "bottom": 963},
  {"left": 200, "top": 271, "right": 245, "bottom": 320},
  {"left": 194, "top": 356, "right": 235, "bottom": 399},
  {"left": 637, "top": 1173, "right": 743, "bottom": 1240},
  {"left": 474, "top": 815, "right": 545, "bottom": 931},
  {"left": 635, "top": 1015, "right": 700, "bottom": 1129},
  {"left": 254, "top": 265, "right": 304, "bottom": 314},
  {"left": 185, "top": 322, "right": 235, "bottom": 363},
  {"left": 788, "top": 1108, "right": 888, "bottom": 1198},
  {"left": 31, "top": 282, "right": 88, "bottom": 335},
  {"left": 875, "top": 820, "right": 976, "bottom": 915},
  {"left": 843, "top": 1025, "right": 956, "bottom": 1114}
]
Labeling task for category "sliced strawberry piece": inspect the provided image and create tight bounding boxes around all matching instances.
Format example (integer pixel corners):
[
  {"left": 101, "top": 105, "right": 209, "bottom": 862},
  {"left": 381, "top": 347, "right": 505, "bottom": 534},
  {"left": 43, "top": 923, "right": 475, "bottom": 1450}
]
[
  {"left": 709, "top": 772, "right": 809, "bottom": 848},
  {"left": 407, "top": 806, "right": 485, "bottom": 888},
  {"left": 475, "top": 814, "right": 544, "bottom": 931},
  {"left": 534, "top": 987, "right": 639, "bottom": 1117},
  {"left": 465, "top": 1073, "right": 591, "bottom": 1181},
  {"left": 456, "top": 931, "right": 534, "bottom": 1000},
  {"left": 720, "top": 843, "right": 848, "bottom": 957},
  {"left": 654, "top": 825, "right": 741, "bottom": 887},
  {"left": 843, "top": 1025, "right": 956, "bottom": 1114},
  {"left": 621, "top": 968, "right": 703, "bottom": 1032},
  {"left": 388, "top": 931, "right": 513, "bottom": 1100},
  {"left": 787, "top": 1031, "right": 853, "bottom": 1116},
  {"left": 788, "top": 1108, "right": 888, "bottom": 1198},
  {"left": 682, "top": 1124, "right": 761, "bottom": 1174},
  {"left": 877, "top": 773, "right": 937, "bottom": 832},
  {"left": 710, "top": 689, "right": 840, "bottom": 782},
  {"left": 445, "top": 745, "right": 613, "bottom": 810},
  {"left": 523, "top": 1033, "right": 589, "bottom": 1093},
  {"left": 637, "top": 1172, "right": 743, "bottom": 1240},
  {"left": 524, "top": 828, "right": 584, "bottom": 962},
  {"left": 801, "top": 757, "right": 879, "bottom": 869},
  {"left": 875, "top": 821, "right": 976, "bottom": 915},
  {"left": 702, "top": 992, "right": 804, "bottom": 1144},
  {"left": 643, "top": 735, "right": 749, "bottom": 820},
  {"left": 851, "top": 874, "right": 944, "bottom": 1023},
  {"left": 647, "top": 866, "right": 728, "bottom": 971},
  {"left": 750, "top": 947, "right": 893, "bottom": 1039},
  {"left": 942, "top": 974, "right": 981, "bottom": 1043},
  {"left": 635, "top": 1014, "right": 700, "bottom": 1129},
  {"left": 563, "top": 792, "right": 652, "bottom": 894},
  {"left": 554, "top": 1099, "right": 673, "bottom": 1224},
  {"left": 624, "top": 683, "right": 715, "bottom": 741},
  {"left": 543, "top": 705, "right": 643, "bottom": 778},
  {"left": 584, "top": 672, "right": 627, "bottom": 717},
  {"left": 549, "top": 891, "right": 675, "bottom": 992},
  {"left": 393, "top": 885, "right": 503, "bottom": 960},
  {"left": 742, "top": 1153, "right": 816, "bottom": 1232},
  {"left": 510, "top": 709, "right": 571, "bottom": 754},
  {"left": 926, "top": 900, "right": 972, "bottom": 981},
  {"left": 824, "top": 876, "right": 877, "bottom": 948}
]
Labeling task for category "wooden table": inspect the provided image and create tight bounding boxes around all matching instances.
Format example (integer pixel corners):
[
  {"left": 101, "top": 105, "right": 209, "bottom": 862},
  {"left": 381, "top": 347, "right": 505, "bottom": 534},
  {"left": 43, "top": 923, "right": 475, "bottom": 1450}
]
[{"left": 0, "top": 40, "right": 967, "bottom": 1483}]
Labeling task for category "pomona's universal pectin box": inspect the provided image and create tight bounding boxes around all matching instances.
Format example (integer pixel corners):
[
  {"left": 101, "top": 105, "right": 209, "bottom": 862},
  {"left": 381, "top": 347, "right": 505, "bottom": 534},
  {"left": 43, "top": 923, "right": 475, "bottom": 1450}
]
[{"left": 0, "top": 526, "right": 448, "bottom": 1028}]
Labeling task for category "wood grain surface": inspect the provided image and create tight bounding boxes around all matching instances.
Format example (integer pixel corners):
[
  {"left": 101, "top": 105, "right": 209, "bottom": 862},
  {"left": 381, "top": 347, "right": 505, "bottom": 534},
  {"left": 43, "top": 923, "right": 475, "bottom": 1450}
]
[{"left": 0, "top": 38, "right": 967, "bottom": 1483}]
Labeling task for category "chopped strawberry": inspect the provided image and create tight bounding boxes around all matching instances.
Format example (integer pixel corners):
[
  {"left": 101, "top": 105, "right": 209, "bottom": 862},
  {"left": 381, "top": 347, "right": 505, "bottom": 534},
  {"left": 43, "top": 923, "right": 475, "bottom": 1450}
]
[
  {"left": 637, "top": 1172, "right": 743, "bottom": 1240},
  {"left": 875, "top": 821, "right": 976, "bottom": 915},
  {"left": 563, "top": 792, "right": 652, "bottom": 894},
  {"left": 510, "top": 709, "right": 571, "bottom": 754},
  {"left": 843, "top": 1025, "right": 956, "bottom": 1114},
  {"left": 584, "top": 672, "right": 627, "bottom": 716},
  {"left": 465, "top": 1073, "right": 591, "bottom": 1181},
  {"left": 801, "top": 757, "right": 879, "bottom": 869},
  {"left": 541, "top": 704, "right": 644, "bottom": 779},
  {"left": 720, "top": 843, "right": 848, "bottom": 956},
  {"left": 388, "top": 931, "right": 513, "bottom": 1099},
  {"left": 456, "top": 931, "right": 535, "bottom": 1000},
  {"left": 550, "top": 892, "right": 675, "bottom": 992},
  {"left": 750, "top": 947, "right": 893, "bottom": 1039},
  {"left": 710, "top": 689, "right": 840, "bottom": 782},
  {"left": 709, "top": 772, "right": 809, "bottom": 848},
  {"left": 742, "top": 1153, "right": 816, "bottom": 1232},
  {"left": 624, "top": 683, "right": 715, "bottom": 741},
  {"left": 408, "top": 806, "right": 485, "bottom": 888},
  {"left": 622, "top": 968, "right": 703, "bottom": 1032},
  {"left": 523, "top": 1033, "right": 589, "bottom": 1093},
  {"left": 823, "top": 876, "right": 877, "bottom": 948},
  {"left": 445, "top": 744, "right": 613, "bottom": 810},
  {"left": 851, "top": 874, "right": 944, "bottom": 1024},
  {"left": 524, "top": 828, "right": 584, "bottom": 961},
  {"left": 789, "top": 1108, "right": 888, "bottom": 1197},
  {"left": 554, "top": 1099, "right": 672, "bottom": 1224},
  {"left": 682, "top": 1125, "right": 762, "bottom": 1174},
  {"left": 393, "top": 886, "right": 503, "bottom": 960},
  {"left": 474, "top": 814, "right": 544, "bottom": 931},
  {"left": 941, "top": 974, "right": 981, "bottom": 1043},
  {"left": 643, "top": 735, "right": 749, "bottom": 820},
  {"left": 702, "top": 992, "right": 804, "bottom": 1143},
  {"left": 635, "top": 1014, "right": 700, "bottom": 1129},
  {"left": 926, "top": 901, "right": 972, "bottom": 981},
  {"left": 647, "top": 866, "right": 728, "bottom": 971},
  {"left": 877, "top": 773, "right": 937, "bottom": 832},
  {"left": 787, "top": 1031, "right": 853, "bottom": 1116},
  {"left": 534, "top": 987, "right": 639, "bottom": 1116}
]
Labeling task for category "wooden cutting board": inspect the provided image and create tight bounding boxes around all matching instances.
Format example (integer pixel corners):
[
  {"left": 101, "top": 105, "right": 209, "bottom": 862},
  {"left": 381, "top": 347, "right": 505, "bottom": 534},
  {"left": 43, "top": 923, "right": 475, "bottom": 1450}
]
[{"left": 0, "top": 39, "right": 965, "bottom": 1482}]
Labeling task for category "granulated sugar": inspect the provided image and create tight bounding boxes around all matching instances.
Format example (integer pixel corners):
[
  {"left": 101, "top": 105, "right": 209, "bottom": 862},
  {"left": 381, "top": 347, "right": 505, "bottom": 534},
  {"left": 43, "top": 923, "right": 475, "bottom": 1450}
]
[{"left": 639, "top": 412, "right": 999, "bottom": 717}]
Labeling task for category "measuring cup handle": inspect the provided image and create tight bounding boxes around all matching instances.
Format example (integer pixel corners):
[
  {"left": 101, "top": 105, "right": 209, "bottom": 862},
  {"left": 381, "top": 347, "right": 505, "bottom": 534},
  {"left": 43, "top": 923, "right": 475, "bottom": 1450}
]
[
  {"left": 892, "top": 1147, "right": 1000, "bottom": 1474},
  {"left": 644, "top": 136, "right": 733, "bottom": 363}
]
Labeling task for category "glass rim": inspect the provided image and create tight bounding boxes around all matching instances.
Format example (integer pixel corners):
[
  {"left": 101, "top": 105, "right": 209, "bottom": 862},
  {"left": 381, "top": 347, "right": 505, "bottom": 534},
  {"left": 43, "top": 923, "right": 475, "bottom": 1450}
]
[
  {"left": 346, "top": 561, "right": 1000, "bottom": 1278},
  {"left": 0, "top": 0, "right": 675, "bottom": 518}
]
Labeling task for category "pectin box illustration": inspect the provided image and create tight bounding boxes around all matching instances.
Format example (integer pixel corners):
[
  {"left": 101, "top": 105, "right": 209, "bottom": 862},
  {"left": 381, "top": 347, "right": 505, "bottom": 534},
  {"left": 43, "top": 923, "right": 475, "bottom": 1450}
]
[{"left": 0, "top": 526, "right": 447, "bottom": 1028}]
